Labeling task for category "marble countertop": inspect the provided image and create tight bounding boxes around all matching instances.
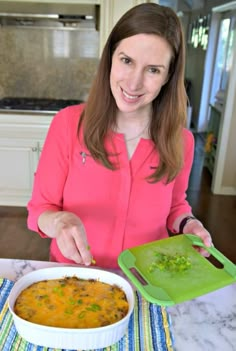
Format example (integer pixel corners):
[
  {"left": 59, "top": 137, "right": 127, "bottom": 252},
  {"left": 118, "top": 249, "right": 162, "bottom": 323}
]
[{"left": 0, "top": 258, "right": 235, "bottom": 351}]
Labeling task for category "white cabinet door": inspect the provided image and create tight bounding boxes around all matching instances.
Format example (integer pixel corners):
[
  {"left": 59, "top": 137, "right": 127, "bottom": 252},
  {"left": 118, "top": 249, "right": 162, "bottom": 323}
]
[
  {"left": 99, "top": 0, "right": 148, "bottom": 54},
  {"left": 0, "top": 139, "right": 39, "bottom": 206},
  {"left": 0, "top": 112, "right": 52, "bottom": 206}
]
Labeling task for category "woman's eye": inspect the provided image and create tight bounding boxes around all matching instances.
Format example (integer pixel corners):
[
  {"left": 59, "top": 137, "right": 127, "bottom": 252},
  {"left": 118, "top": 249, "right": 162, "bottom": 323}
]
[
  {"left": 149, "top": 67, "right": 160, "bottom": 74},
  {"left": 121, "top": 57, "right": 131, "bottom": 64}
]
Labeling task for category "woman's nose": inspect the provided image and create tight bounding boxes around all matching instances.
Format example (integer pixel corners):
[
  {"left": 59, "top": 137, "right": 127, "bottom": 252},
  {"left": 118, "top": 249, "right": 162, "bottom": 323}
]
[{"left": 127, "top": 69, "right": 144, "bottom": 91}]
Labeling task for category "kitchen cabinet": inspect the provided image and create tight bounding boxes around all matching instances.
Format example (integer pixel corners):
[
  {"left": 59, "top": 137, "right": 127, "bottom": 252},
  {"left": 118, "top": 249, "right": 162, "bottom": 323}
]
[
  {"left": 99, "top": 0, "right": 148, "bottom": 53},
  {"left": 0, "top": 113, "right": 53, "bottom": 206}
]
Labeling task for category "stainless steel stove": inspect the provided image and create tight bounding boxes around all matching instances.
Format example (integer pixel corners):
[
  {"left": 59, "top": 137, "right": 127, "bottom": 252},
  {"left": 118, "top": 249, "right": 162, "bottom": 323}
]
[{"left": 0, "top": 97, "right": 83, "bottom": 113}]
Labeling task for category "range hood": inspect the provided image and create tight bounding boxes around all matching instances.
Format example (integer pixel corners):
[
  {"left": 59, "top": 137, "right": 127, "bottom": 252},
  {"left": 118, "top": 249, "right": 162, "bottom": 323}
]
[{"left": 0, "top": 1, "right": 99, "bottom": 29}]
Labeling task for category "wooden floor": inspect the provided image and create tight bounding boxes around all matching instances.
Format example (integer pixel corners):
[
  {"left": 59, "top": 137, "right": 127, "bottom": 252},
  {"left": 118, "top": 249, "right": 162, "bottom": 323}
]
[
  {"left": 187, "top": 134, "right": 236, "bottom": 264},
  {"left": 0, "top": 133, "right": 235, "bottom": 263}
]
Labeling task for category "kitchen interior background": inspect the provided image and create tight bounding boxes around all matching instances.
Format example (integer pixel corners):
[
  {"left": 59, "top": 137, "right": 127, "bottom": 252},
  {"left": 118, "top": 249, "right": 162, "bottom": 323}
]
[
  {"left": 0, "top": 0, "right": 235, "bottom": 197},
  {"left": 0, "top": 15, "right": 99, "bottom": 101}
]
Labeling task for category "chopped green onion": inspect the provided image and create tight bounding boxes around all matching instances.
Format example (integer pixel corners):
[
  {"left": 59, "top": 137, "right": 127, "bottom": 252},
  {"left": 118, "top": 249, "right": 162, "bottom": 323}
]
[
  {"left": 78, "top": 311, "right": 86, "bottom": 319},
  {"left": 148, "top": 252, "right": 192, "bottom": 273},
  {"left": 53, "top": 286, "right": 64, "bottom": 296},
  {"left": 86, "top": 303, "right": 101, "bottom": 312},
  {"left": 69, "top": 298, "right": 76, "bottom": 305},
  {"left": 64, "top": 308, "right": 73, "bottom": 315}
]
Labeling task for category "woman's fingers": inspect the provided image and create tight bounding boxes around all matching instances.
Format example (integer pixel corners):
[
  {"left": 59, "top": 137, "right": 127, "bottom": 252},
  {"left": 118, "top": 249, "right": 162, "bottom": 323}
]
[
  {"left": 183, "top": 219, "right": 213, "bottom": 257},
  {"left": 72, "top": 226, "right": 92, "bottom": 266},
  {"left": 54, "top": 211, "right": 92, "bottom": 265},
  {"left": 57, "top": 233, "right": 84, "bottom": 263},
  {"left": 189, "top": 221, "right": 213, "bottom": 246}
]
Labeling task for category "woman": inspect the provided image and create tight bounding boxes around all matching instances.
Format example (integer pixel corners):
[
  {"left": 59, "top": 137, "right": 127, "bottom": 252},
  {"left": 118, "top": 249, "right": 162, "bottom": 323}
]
[{"left": 27, "top": 3, "right": 212, "bottom": 268}]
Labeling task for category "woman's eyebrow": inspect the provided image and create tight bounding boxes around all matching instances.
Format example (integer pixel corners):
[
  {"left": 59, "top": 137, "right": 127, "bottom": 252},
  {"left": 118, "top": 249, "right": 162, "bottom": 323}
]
[
  {"left": 148, "top": 64, "right": 167, "bottom": 69},
  {"left": 118, "top": 51, "right": 167, "bottom": 69},
  {"left": 118, "top": 51, "right": 130, "bottom": 57}
]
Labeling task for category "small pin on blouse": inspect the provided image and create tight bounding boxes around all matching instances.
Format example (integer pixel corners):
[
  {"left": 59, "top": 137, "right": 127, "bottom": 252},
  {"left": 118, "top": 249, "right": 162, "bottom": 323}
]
[{"left": 80, "top": 151, "right": 87, "bottom": 164}]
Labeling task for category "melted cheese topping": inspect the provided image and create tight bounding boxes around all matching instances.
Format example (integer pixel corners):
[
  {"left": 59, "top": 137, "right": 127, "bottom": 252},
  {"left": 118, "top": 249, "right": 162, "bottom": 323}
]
[{"left": 14, "top": 276, "right": 129, "bottom": 328}]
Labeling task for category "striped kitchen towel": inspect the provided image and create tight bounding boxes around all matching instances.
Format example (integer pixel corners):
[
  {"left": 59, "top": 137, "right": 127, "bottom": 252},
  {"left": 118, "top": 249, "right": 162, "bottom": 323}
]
[{"left": 0, "top": 278, "right": 174, "bottom": 351}]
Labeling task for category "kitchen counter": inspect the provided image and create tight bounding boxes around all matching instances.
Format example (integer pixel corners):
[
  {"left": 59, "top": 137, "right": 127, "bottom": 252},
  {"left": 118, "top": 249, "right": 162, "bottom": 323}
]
[
  {"left": 0, "top": 258, "right": 235, "bottom": 351},
  {"left": 0, "top": 108, "right": 55, "bottom": 115}
]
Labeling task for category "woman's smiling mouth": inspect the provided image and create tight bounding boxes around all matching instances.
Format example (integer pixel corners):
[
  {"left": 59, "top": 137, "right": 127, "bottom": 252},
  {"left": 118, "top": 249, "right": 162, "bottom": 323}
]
[{"left": 121, "top": 88, "right": 142, "bottom": 101}]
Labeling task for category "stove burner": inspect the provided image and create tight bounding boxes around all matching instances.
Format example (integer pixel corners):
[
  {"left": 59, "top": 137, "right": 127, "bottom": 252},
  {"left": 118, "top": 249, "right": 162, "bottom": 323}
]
[{"left": 0, "top": 97, "right": 84, "bottom": 112}]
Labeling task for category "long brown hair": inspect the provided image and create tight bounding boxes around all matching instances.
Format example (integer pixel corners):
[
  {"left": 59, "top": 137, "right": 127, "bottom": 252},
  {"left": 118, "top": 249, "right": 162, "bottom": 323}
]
[{"left": 78, "top": 3, "right": 187, "bottom": 183}]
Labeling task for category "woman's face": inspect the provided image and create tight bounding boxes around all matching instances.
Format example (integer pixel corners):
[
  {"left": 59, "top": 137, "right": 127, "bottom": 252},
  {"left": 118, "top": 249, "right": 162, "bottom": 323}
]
[{"left": 110, "top": 33, "right": 172, "bottom": 117}]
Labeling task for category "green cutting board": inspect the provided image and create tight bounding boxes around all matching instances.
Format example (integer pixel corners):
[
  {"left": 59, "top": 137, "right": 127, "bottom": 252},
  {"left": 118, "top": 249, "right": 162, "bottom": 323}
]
[{"left": 118, "top": 234, "right": 236, "bottom": 306}]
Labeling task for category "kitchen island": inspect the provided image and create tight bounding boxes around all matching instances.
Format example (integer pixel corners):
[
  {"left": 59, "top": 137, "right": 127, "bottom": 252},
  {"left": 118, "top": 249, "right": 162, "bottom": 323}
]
[{"left": 0, "top": 258, "right": 235, "bottom": 351}]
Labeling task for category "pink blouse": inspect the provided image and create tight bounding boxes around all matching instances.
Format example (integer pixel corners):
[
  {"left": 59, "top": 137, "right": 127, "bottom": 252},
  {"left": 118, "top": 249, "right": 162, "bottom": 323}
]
[{"left": 27, "top": 104, "right": 194, "bottom": 268}]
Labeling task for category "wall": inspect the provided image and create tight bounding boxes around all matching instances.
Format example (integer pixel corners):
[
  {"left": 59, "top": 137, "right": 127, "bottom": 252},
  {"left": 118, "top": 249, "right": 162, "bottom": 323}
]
[
  {"left": 223, "top": 100, "right": 236, "bottom": 187},
  {"left": 0, "top": 25, "right": 99, "bottom": 100},
  {"left": 213, "top": 42, "right": 236, "bottom": 194},
  {"left": 185, "top": 41, "right": 206, "bottom": 127}
]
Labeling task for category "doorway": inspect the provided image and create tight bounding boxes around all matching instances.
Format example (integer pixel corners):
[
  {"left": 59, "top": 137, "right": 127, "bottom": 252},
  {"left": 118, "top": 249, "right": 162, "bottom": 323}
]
[
  {"left": 190, "top": 1, "right": 236, "bottom": 195},
  {"left": 198, "top": 8, "right": 236, "bottom": 132}
]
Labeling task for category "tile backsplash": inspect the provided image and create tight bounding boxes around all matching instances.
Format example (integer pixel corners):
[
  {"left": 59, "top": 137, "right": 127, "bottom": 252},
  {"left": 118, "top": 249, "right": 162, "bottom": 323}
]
[{"left": 0, "top": 26, "right": 99, "bottom": 101}]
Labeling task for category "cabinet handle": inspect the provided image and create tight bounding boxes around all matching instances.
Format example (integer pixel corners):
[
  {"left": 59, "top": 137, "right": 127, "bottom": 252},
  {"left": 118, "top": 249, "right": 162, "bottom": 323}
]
[{"left": 32, "top": 147, "right": 38, "bottom": 152}]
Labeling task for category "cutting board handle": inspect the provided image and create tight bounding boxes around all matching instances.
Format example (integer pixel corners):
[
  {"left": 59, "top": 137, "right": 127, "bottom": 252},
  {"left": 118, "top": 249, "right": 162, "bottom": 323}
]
[
  {"left": 118, "top": 251, "right": 174, "bottom": 305},
  {"left": 185, "top": 234, "right": 236, "bottom": 278}
]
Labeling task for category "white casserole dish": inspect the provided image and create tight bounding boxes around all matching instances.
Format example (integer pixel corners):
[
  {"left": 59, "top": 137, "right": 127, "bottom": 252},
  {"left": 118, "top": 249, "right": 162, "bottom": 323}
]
[{"left": 8, "top": 266, "right": 135, "bottom": 350}]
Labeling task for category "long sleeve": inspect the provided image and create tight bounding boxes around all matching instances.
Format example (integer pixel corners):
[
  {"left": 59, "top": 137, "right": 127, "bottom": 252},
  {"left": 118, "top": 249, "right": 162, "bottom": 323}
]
[{"left": 27, "top": 104, "right": 85, "bottom": 237}]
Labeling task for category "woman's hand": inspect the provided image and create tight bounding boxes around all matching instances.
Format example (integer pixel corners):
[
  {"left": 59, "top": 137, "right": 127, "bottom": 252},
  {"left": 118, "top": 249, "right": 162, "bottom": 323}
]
[
  {"left": 38, "top": 211, "right": 92, "bottom": 265},
  {"left": 183, "top": 218, "right": 213, "bottom": 257}
]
